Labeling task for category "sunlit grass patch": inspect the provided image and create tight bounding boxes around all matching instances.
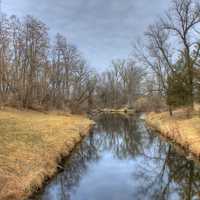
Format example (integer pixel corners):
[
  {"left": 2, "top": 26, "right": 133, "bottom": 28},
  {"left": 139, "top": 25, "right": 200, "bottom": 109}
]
[
  {"left": 146, "top": 105, "right": 200, "bottom": 160},
  {"left": 0, "top": 108, "right": 93, "bottom": 200}
]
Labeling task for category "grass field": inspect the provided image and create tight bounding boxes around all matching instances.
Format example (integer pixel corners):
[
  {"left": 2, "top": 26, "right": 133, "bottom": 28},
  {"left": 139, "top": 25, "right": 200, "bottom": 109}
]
[
  {"left": 0, "top": 108, "right": 93, "bottom": 200},
  {"left": 146, "top": 104, "right": 200, "bottom": 159}
]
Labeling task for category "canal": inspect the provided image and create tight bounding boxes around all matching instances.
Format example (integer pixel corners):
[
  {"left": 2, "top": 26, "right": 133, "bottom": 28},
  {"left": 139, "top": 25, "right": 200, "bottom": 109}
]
[{"left": 35, "top": 114, "right": 200, "bottom": 200}]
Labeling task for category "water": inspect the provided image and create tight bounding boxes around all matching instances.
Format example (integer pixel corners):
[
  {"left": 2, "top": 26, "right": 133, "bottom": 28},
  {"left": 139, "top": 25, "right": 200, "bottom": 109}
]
[{"left": 35, "top": 114, "right": 200, "bottom": 200}]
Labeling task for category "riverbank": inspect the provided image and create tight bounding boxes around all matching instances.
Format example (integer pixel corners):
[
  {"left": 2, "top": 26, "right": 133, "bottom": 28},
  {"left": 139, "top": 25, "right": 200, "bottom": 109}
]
[
  {"left": 146, "top": 106, "right": 200, "bottom": 159},
  {"left": 0, "top": 108, "right": 93, "bottom": 200},
  {"left": 99, "top": 108, "right": 135, "bottom": 114}
]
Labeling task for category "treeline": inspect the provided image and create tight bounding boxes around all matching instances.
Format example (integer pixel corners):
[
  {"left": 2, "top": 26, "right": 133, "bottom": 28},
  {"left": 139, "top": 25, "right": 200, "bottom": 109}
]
[
  {"left": 0, "top": 13, "right": 144, "bottom": 113},
  {"left": 2, "top": 0, "right": 199, "bottom": 114},
  {"left": 0, "top": 15, "right": 96, "bottom": 112},
  {"left": 135, "top": 0, "right": 200, "bottom": 115},
  {"left": 96, "top": 0, "right": 200, "bottom": 113},
  {"left": 95, "top": 59, "right": 144, "bottom": 109}
]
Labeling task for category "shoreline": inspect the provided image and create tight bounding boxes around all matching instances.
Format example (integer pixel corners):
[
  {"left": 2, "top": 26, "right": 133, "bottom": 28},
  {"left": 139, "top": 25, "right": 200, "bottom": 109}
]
[
  {"left": 0, "top": 108, "right": 94, "bottom": 200},
  {"left": 29, "top": 137, "right": 88, "bottom": 199},
  {"left": 145, "top": 110, "right": 200, "bottom": 162},
  {"left": 30, "top": 127, "right": 94, "bottom": 200},
  {"left": 98, "top": 108, "right": 135, "bottom": 114}
]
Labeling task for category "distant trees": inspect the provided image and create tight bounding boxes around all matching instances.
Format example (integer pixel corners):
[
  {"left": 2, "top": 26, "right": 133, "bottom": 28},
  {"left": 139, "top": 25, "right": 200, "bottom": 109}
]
[
  {"left": 0, "top": 13, "right": 144, "bottom": 112},
  {"left": 0, "top": 15, "right": 10, "bottom": 104},
  {"left": 2, "top": 0, "right": 200, "bottom": 114},
  {"left": 0, "top": 14, "right": 95, "bottom": 113},
  {"left": 134, "top": 0, "right": 200, "bottom": 115},
  {"left": 95, "top": 59, "right": 144, "bottom": 109}
]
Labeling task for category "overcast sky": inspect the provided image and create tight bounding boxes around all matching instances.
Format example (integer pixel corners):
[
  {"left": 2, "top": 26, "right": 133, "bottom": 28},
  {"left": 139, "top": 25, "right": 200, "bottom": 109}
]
[{"left": 3, "top": 0, "right": 171, "bottom": 70}]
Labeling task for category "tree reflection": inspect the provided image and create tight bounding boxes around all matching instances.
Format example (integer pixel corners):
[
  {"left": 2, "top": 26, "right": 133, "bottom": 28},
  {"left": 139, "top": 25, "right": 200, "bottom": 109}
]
[
  {"left": 41, "top": 132, "right": 99, "bottom": 200},
  {"left": 93, "top": 113, "right": 145, "bottom": 159},
  {"left": 135, "top": 142, "right": 200, "bottom": 200},
  {"left": 166, "top": 148, "right": 200, "bottom": 200},
  {"left": 39, "top": 114, "right": 200, "bottom": 200},
  {"left": 45, "top": 114, "right": 146, "bottom": 200}
]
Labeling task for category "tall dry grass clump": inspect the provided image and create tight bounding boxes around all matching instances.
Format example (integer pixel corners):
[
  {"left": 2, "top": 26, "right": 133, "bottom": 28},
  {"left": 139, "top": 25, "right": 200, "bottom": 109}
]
[
  {"left": 146, "top": 104, "right": 200, "bottom": 159},
  {"left": 0, "top": 108, "right": 93, "bottom": 200}
]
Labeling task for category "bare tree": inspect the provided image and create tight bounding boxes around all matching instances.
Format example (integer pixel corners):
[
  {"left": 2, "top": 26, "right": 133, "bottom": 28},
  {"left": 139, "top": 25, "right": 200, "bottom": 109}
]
[
  {"left": 0, "top": 13, "right": 95, "bottom": 113},
  {"left": 95, "top": 59, "right": 144, "bottom": 109},
  {"left": 0, "top": 15, "right": 10, "bottom": 104},
  {"left": 19, "top": 16, "right": 49, "bottom": 108},
  {"left": 161, "top": 0, "right": 200, "bottom": 108},
  {"left": 134, "top": 0, "right": 200, "bottom": 114}
]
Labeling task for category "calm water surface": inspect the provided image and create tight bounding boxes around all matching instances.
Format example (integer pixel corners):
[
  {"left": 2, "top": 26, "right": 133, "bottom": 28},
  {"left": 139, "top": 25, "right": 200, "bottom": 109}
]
[{"left": 35, "top": 114, "right": 200, "bottom": 200}]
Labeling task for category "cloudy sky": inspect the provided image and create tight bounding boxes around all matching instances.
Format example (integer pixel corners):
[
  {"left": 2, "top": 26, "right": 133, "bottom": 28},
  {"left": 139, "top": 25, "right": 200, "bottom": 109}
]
[{"left": 3, "top": 0, "right": 170, "bottom": 70}]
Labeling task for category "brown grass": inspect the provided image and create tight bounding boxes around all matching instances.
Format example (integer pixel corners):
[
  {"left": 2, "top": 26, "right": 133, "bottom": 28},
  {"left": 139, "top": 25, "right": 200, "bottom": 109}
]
[
  {"left": 146, "top": 104, "right": 200, "bottom": 159},
  {"left": 0, "top": 108, "right": 93, "bottom": 200}
]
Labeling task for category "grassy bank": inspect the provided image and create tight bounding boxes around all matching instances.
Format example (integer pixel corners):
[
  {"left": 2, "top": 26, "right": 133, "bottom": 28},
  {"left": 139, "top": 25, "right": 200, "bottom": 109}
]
[
  {"left": 146, "top": 105, "right": 200, "bottom": 159},
  {"left": 0, "top": 108, "right": 93, "bottom": 200}
]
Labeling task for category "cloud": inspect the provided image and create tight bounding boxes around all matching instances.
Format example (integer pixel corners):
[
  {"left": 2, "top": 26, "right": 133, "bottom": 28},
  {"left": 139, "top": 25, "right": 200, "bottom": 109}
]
[{"left": 3, "top": 0, "right": 171, "bottom": 70}]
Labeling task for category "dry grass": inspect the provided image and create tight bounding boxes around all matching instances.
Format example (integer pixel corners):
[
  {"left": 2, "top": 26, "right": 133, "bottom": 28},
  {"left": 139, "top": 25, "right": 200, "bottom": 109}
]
[
  {"left": 0, "top": 107, "right": 93, "bottom": 200},
  {"left": 146, "top": 104, "right": 200, "bottom": 159}
]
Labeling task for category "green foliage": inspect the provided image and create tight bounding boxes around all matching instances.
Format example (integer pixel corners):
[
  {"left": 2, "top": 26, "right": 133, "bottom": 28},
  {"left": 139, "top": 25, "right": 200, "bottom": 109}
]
[{"left": 167, "top": 72, "right": 190, "bottom": 108}]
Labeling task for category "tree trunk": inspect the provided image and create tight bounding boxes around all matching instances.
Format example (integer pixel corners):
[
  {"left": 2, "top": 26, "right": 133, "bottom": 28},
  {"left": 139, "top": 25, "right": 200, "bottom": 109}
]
[{"left": 169, "top": 105, "right": 173, "bottom": 116}]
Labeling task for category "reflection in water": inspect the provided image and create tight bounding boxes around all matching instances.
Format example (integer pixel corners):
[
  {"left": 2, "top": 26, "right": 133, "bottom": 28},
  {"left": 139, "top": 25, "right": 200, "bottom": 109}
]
[{"left": 36, "top": 114, "right": 200, "bottom": 200}]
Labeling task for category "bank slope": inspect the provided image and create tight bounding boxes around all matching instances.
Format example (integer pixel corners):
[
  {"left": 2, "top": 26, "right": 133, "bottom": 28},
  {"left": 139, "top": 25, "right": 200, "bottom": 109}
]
[
  {"left": 146, "top": 108, "right": 200, "bottom": 160},
  {"left": 0, "top": 108, "right": 93, "bottom": 200}
]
